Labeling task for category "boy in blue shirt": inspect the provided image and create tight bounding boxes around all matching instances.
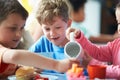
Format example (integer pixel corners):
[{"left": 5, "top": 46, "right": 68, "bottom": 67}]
[
  {"left": 29, "top": 0, "right": 71, "bottom": 59},
  {"left": 29, "top": 0, "right": 74, "bottom": 74}
]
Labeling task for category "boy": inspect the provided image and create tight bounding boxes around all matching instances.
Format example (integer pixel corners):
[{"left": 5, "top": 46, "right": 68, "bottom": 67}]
[
  {"left": 29, "top": 0, "right": 70, "bottom": 60},
  {"left": 0, "top": 0, "right": 79, "bottom": 79},
  {"left": 29, "top": 0, "right": 76, "bottom": 73}
]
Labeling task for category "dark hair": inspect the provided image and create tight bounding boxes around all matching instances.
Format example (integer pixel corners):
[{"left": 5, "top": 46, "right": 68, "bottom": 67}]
[
  {"left": 116, "top": 2, "right": 120, "bottom": 8},
  {"left": 0, "top": 0, "right": 28, "bottom": 23},
  {"left": 68, "top": 0, "right": 87, "bottom": 12}
]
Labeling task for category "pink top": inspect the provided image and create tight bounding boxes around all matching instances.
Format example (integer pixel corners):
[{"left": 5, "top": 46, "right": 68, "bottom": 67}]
[{"left": 76, "top": 32, "right": 120, "bottom": 79}]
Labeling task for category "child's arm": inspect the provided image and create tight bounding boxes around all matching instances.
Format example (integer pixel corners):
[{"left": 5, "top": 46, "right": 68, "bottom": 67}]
[
  {"left": 87, "top": 61, "right": 120, "bottom": 78},
  {"left": 2, "top": 49, "right": 79, "bottom": 73},
  {"left": 105, "top": 65, "right": 120, "bottom": 79},
  {"left": 66, "top": 28, "right": 120, "bottom": 78}
]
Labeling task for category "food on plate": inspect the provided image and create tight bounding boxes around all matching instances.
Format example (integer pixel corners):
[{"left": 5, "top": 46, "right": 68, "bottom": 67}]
[
  {"left": 15, "top": 66, "right": 35, "bottom": 80},
  {"left": 15, "top": 66, "right": 48, "bottom": 80},
  {"left": 66, "top": 64, "right": 86, "bottom": 80}
]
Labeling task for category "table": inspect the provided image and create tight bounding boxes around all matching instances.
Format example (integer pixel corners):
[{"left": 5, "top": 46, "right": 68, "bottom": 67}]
[
  {"left": 8, "top": 73, "right": 117, "bottom": 80},
  {"left": 40, "top": 72, "right": 67, "bottom": 80},
  {"left": 8, "top": 73, "right": 63, "bottom": 80}
]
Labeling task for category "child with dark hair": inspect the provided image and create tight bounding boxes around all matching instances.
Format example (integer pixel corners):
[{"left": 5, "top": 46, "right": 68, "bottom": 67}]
[{"left": 0, "top": 0, "right": 79, "bottom": 79}]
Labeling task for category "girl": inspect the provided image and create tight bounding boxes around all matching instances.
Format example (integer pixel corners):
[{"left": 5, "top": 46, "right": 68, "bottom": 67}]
[{"left": 66, "top": 2, "right": 120, "bottom": 79}]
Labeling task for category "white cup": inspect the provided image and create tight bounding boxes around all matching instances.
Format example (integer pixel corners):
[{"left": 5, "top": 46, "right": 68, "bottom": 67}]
[{"left": 64, "top": 32, "right": 84, "bottom": 61}]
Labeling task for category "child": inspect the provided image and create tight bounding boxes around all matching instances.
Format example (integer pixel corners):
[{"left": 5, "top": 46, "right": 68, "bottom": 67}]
[
  {"left": 0, "top": 0, "right": 79, "bottom": 79},
  {"left": 67, "top": 0, "right": 119, "bottom": 43},
  {"left": 67, "top": 0, "right": 108, "bottom": 76},
  {"left": 29, "top": 0, "right": 71, "bottom": 61},
  {"left": 29, "top": 0, "right": 78, "bottom": 73},
  {"left": 66, "top": 2, "right": 120, "bottom": 79}
]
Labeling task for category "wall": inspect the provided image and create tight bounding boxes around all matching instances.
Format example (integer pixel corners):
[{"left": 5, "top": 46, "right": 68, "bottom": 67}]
[{"left": 82, "top": 0, "right": 101, "bottom": 36}]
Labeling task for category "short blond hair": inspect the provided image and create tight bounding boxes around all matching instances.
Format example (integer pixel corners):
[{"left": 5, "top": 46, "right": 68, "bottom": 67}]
[{"left": 36, "top": 0, "right": 69, "bottom": 25}]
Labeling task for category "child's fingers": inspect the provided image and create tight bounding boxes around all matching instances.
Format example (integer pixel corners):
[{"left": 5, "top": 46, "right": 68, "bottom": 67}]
[
  {"left": 74, "top": 30, "right": 81, "bottom": 38},
  {"left": 66, "top": 27, "right": 76, "bottom": 40}
]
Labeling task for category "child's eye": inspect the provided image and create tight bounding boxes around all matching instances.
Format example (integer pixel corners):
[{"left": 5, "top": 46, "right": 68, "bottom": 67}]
[
  {"left": 21, "top": 27, "right": 24, "bottom": 30},
  {"left": 10, "top": 27, "right": 17, "bottom": 31},
  {"left": 45, "top": 28, "right": 50, "bottom": 31}
]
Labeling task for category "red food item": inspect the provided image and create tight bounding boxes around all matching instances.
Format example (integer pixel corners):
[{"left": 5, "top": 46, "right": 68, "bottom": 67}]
[
  {"left": 34, "top": 74, "right": 49, "bottom": 80},
  {"left": 42, "top": 78, "right": 49, "bottom": 80},
  {"left": 34, "top": 74, "right": 41, "bottom": 80},
  {"left": 36, "top": 78, "right": 49, "bottom": 80}
]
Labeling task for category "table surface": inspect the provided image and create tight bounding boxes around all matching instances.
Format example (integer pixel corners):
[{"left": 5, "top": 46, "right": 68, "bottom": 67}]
[
  {"left": 8, "top": 73, "right": 117, "bottom": 80},
  {"left": 8, "top": 72, "right": 65, "bottom": 80},
  {"left": 8, "top": 74, "right": 58, "bottom": 80}
]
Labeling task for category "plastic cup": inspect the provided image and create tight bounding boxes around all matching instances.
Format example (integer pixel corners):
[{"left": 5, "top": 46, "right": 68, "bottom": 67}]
[{"left": 87, "top": 65, "right": 106, "bottom": 79}]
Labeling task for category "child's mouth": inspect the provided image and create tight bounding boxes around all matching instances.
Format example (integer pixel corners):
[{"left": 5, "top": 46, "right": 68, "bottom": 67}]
[
  {"left": 13, "top": 40, "right": 20, "bottom": 43},
  {"left": 52, "top": 37, "right": 59, "bottom": 40}
]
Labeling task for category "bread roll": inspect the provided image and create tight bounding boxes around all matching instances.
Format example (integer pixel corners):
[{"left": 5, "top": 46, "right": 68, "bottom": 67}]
[{"left": 15, "top": 66, "right": 35, "bottom": 80}]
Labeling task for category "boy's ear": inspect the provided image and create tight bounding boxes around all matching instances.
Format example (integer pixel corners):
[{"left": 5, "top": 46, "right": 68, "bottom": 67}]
[{"left": 67, "top": 19, "right": 72, "bottom": 27}]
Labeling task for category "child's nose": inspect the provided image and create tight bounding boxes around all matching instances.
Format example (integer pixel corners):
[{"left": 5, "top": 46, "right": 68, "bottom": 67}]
[
  {"left": 16, "top": 31, "right": 22, "bottom": 37},
  {"left": 50, "top": 30, "right": 56, "bottom": 36}
]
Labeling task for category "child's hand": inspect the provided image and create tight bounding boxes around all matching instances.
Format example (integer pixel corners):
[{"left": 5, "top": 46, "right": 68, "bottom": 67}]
[
  {"left": 82, "top": 51, "right": 92, "bottom": 68},
  {"left": 66, "top": 27, "right": 81, "bottom": 40},
  {"left": 34, "top": 68, "right": 43, "bottom": 73},
  {"left": 57, "top": 58, "right": 80, "bottom": 73}
]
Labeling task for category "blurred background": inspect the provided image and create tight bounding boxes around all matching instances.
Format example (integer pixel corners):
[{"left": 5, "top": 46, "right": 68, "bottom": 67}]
[
  {"left": 19, "top": 0, "right": 119, "bottom": 37},
  {"left": 83, "top": 0, "right": 119, "bottom": 36}
]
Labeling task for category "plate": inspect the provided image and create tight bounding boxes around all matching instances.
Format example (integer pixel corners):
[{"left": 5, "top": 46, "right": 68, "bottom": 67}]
[
  {"left": 41, "top": 72, "right": 67, "bottom": 80},
  {"left": 40, "top": 74, "right": 58, "bottom": 80},
  {"left": 8, "top": 74, "right": 58, "bottom": 80},
  {"left": 8, "top": 76, "right": 16, "bottom": 80}
]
